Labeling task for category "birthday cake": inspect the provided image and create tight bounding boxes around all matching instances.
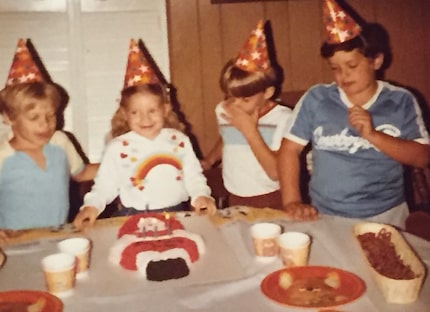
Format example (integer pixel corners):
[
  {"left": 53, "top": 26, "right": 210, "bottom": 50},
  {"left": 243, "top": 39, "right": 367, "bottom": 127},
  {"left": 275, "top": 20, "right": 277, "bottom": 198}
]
[{"left": 109, "top": 213, "right": 206, "bottom": 281}]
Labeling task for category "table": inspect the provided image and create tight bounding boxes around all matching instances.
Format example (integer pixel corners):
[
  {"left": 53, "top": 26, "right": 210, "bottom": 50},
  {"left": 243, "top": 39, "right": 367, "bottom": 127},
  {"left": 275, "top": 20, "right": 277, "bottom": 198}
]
[{"left": 1, "top": 210, "right": 429, "bottom": 312}]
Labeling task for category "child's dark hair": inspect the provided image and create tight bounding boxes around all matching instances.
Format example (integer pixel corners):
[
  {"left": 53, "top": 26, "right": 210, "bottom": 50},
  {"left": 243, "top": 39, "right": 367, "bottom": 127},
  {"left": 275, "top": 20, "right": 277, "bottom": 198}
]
[
  {"left": 320, "top": 23, "right": 391, "bottom": 61},
  {"left": 110, "top": 83, "right": 184, "bottom": 138},
  {"left": 219, "top": 59, "right": 279, "bottom": 98},
  {"left": 320, "top": 23, "right": 392, "bottom": 78}
]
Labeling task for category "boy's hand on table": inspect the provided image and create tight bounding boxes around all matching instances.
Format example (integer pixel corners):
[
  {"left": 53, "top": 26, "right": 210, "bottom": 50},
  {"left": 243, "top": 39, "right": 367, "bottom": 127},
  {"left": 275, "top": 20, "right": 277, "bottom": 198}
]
[
  {"left": 284, "top": 202, "right": 318, "bottom": 221},
  {"left": 0, "top": 229, "right": 23, "bottom": 245},
  {"left": 0, "top": 230, "right": 10, "bottom": 245}
]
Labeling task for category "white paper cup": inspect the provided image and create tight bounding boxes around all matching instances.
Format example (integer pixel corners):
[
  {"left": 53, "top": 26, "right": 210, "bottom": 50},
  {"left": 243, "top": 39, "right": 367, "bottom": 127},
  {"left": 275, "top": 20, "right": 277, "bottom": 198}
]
[
  {"left": 41, "top": 253, "right": 76, "bottom": 297},
  {"left": 58, "top": 237, "right": 91, "bottom": 279},
  {"left": 250, "top": 223, "right": 281, "bottom": 261},
  {"left": 278, "top": 231, "right": 311, "bottom": 267}
]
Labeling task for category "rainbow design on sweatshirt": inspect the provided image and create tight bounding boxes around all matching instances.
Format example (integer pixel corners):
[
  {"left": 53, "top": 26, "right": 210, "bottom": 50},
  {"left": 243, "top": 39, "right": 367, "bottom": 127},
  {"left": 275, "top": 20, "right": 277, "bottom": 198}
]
[{"left": 130, "top": 154, "right": 183, "bottom": 190}]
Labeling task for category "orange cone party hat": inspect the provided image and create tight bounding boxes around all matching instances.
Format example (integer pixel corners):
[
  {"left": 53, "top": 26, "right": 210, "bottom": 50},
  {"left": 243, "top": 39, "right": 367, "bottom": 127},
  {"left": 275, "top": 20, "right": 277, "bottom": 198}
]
[
  {"left": 323, "top": 0, "right": 361, "bottom": 44},
  {"left": 235, "top": 20, "right": 270, "bottom": 72},
  {"left": 123, "top": 38, "right": 162, "bottom": 89},
  {"left": 5, "top": 38, "right": 46, "bottom": 86}
]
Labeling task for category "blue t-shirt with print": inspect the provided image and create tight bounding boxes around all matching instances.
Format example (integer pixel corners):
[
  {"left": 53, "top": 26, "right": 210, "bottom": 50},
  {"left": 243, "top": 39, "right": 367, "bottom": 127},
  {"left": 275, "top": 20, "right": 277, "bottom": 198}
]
[{"left": 285, "top": 81, "right": 429, "bottom": 218}]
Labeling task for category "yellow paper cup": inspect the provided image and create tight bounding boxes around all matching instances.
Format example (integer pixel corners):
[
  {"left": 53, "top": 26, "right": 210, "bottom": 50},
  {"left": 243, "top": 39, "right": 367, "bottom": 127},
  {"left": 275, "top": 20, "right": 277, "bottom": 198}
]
[
  {"left": 58, "top": 237, "right": 91, "bottom": 279},
  {"left": 250, "top": 223, "right": 281, "bottom": 262},
  {"left": 41, "top": 253, "right": 76, "bottom": 297},
  {"left": 278, "top": 232, "right": 311, "bottom": 267}
]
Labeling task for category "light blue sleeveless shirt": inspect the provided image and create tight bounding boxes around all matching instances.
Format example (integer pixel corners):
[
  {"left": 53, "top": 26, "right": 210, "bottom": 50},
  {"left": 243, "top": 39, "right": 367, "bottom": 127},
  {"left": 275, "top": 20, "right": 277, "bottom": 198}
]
[{"left": 0, "top": 131, "right": 83, "bottom": 230}]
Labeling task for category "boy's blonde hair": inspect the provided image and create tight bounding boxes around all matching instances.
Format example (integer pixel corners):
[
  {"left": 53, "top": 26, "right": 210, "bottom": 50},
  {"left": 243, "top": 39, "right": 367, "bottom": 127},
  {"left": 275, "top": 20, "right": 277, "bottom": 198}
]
[
  {"left": 0, "top": 82, "right": 60, "bottom": 120},
  {"left": 111, "top": 84, "right": 184, "bottom": 138},
  {"left": 219, "top": 59, "right": 279, "bottom": 98}
]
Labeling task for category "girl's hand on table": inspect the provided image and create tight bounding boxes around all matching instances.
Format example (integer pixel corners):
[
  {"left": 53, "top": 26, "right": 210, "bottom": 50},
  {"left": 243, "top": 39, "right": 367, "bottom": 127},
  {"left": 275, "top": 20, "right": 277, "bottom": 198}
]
[
  {"left": 284, "top": 202, "right": 318, "bottom": 221},
  {"left": 193, "top": 196, "right": 217, "bottom": 216},
  {"left": 73, "top": 206, "right": 99, "bottom": 230}
]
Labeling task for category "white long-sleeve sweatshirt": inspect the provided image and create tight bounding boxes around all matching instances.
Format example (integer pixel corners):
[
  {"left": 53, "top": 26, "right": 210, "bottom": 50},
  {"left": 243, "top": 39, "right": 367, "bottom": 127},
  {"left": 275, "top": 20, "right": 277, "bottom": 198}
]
[{"left": 84, "top": 129, "right": 211, "bottom": 212}]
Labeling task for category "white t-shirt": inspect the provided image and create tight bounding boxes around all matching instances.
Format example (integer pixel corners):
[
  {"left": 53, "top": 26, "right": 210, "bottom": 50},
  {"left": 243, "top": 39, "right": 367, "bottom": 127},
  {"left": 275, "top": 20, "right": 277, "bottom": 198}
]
[{"left": 216, "top": 102, "right": 292, "bottom": 197}]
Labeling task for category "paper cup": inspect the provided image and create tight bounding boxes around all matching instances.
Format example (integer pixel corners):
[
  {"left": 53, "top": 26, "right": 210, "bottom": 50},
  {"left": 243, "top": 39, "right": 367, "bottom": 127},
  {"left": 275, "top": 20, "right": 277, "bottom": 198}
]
[
  {"left": 58, "top": 237, "right": 91, "bottom": 279},
  {"left": 41, "top": 253, "right": 76, "bottom": 297},
  {"left": 278, "top": 232, "right": 310, "bottom": 267},
  {"left": 250, "top": 223, "right": 281, "bottom": 261}
]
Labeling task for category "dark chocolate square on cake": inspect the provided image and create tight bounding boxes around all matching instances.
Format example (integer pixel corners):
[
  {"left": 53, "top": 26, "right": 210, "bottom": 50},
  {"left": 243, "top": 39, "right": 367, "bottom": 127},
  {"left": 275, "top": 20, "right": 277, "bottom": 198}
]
[{"left": 146, "top": 258, "right": 190, "bottom": 281}]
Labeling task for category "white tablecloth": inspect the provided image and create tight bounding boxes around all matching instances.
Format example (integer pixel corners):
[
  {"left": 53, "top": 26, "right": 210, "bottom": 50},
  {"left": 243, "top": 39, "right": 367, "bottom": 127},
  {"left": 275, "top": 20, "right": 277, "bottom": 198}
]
[{"left": 1, "top": 213, "right": 429, "bottom": 312}]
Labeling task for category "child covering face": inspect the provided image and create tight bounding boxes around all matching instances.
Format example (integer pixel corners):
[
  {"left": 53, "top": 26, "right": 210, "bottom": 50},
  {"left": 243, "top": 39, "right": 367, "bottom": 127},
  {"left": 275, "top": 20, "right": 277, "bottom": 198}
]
[
  {"left": 278, "top": 20, "right": 430, "bottom": 228},
  {"left": 0, "top": 82, "right": 98, "bottom": 235},
  {"left": 74, "top": 84, "right": 216, "bottom": 229},
  {"left": 201, "top": 21, "right": 293, "bottom": 210}
]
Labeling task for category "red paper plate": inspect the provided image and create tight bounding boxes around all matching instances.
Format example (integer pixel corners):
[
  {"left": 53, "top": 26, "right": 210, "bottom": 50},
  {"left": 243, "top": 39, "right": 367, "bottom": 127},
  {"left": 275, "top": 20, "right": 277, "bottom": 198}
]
[
  {"left": 261, "top": 266, "right": 366, "bottom": 309},
  {"left": 0, "top": 290, "right": 63, "bottom": 312}
]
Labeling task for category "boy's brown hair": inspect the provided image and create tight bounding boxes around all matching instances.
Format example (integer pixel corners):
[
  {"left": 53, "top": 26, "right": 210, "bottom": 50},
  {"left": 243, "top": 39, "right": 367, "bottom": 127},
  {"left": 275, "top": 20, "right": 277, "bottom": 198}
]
[
  {"left": 219, "top": 59, "right": 279, "bottom": 98},
  {"left": 0, "top": 82, "right": 60, "bottom": 120},
  {"left": 320, "top": 23, "right": 391, "bottom": 61},
  {"left": 320, "top": 23, "right": 392, "bottom": 79},
  {"left": 110, "top": 83, "right": 184, "bottom": 138}
]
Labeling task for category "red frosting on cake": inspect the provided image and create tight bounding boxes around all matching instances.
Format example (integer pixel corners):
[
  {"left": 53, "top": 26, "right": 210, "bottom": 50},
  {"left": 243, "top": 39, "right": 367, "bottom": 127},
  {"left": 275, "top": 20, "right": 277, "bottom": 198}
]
[
  {"left": 120, "top": 237, "right": 200, "bottom": 270},
  {"left": 118, "top": 213, "right": 184, "bottom": 238}
]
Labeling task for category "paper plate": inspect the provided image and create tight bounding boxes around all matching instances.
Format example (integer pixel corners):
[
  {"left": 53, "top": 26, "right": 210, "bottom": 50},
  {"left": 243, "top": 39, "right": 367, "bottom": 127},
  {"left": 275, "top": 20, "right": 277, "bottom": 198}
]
[
  {"left": 260, "top": 266, "right": 365, "bottom": 309},
  {"left": 0, "top": 290, "right": 63, "bottom": 311}
]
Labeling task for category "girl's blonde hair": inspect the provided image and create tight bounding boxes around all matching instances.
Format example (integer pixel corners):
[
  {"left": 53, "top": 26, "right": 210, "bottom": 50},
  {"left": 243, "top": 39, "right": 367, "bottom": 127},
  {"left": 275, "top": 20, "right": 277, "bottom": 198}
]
[
  {"left": 219, "top": 59, "right": 278, "bottom": 98},
  {"left": 0, "top": 82, "right": 60, "bottom": 120},
  {"left": 110, "top": 84, "right": 184, "bottom": 138}
]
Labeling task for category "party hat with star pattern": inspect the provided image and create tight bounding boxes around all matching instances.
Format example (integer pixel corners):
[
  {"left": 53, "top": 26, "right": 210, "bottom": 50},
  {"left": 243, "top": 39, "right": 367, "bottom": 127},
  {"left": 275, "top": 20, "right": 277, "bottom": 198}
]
[
  {"left": 123, "top": 38, "right": 166, "bottom": 89},
  {"left": 322, "top": 0, "right": 362, "bottom": 44},
  {"left": 5, "top": 38, "right": 47, "bottom": 87},
  {"left": 235, "top": 20, "right": 270, "bottom": 73}
]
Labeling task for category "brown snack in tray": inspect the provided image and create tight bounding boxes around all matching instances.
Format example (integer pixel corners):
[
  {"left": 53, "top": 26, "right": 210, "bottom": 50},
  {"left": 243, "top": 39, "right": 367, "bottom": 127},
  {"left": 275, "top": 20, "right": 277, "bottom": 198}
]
[{"left": 357, "top": 229, "right": 416, "bottom": 280}]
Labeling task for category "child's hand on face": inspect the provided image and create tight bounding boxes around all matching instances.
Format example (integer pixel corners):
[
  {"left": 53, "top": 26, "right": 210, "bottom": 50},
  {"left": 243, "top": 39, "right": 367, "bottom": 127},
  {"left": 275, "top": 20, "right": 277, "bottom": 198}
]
[
  {"left": 284, "top": 202, "right": 318, "bottom": 221},
  {"left": 221, "top": 100, "right": 259, "bottom": 137},
  {"left": 73, "top": 206, "right": 99, "bottom": 230},
  {"left": 348, "top": 105, "right": 374, "bottom": 138},
  {"left": 192, "top": 196, "right": 217, "bottom": 216}
]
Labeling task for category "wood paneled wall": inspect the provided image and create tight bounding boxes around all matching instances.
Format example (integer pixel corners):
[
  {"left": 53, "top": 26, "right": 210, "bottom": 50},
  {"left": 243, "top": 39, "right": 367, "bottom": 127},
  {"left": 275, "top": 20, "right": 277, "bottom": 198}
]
[{"left": 167, "top": 0, "right": 430, "bottom": 156}]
